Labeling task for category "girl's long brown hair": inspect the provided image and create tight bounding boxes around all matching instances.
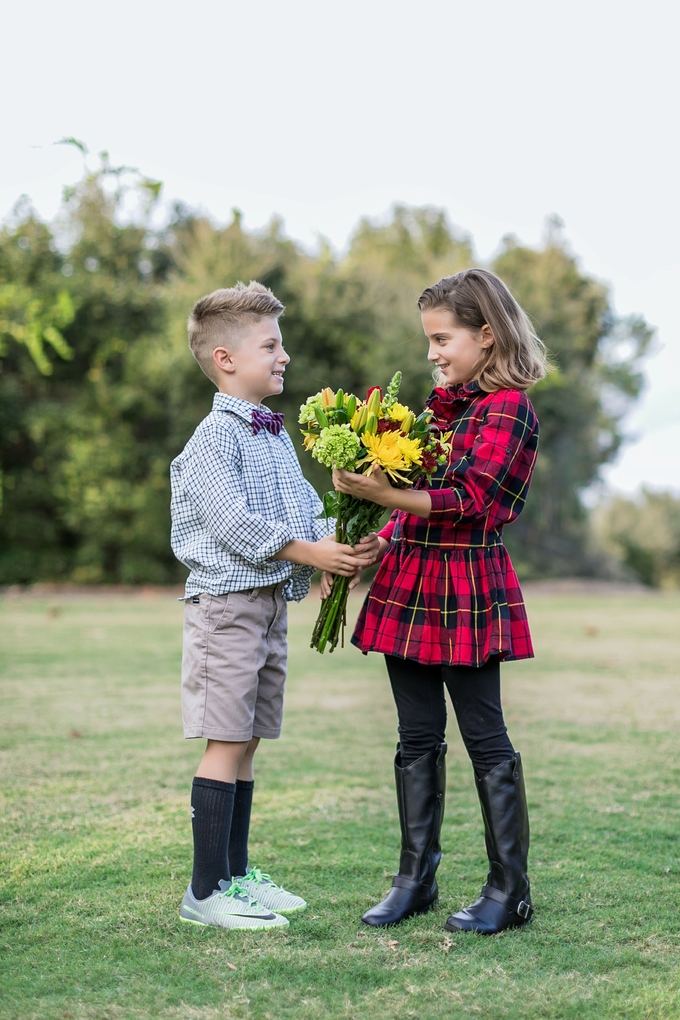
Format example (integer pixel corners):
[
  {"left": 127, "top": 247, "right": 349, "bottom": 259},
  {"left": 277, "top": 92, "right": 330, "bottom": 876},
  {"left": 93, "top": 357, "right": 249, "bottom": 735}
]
[{"left": 418, "top": 268, "right": 548, "bottom": 392}]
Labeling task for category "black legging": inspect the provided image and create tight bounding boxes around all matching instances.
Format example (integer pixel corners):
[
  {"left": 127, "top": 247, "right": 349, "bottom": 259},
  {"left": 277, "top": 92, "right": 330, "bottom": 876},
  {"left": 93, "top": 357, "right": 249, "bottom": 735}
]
[{"left": 385, "top": 655, "right": 515, "bottom": 780}]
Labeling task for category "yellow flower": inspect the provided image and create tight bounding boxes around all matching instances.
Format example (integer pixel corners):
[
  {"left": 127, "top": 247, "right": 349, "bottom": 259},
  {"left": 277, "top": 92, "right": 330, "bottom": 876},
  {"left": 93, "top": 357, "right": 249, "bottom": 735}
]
[
  {"left": 351, "top": 405, "right": 366, "bottom": 431},
  {"left": 366, "top": 387, "right": 382, "bottom": 417},
  {"left": 321, "top": 387, "right": 335, "bottom": 409},
  {"left": 397, "top": 435, "right": 423, "bottom": 466},
  {"left": 360, "top": 431, "right": 414, "bottom": 483},
  {"left": 387, "top": 402, "right": 411, "bottom": 423},
  {"left": 361, "top": 431, "right": 403, "bottom": 468},
  {"left": 303, "top": 433, "right": 318, "bottom": 450}
]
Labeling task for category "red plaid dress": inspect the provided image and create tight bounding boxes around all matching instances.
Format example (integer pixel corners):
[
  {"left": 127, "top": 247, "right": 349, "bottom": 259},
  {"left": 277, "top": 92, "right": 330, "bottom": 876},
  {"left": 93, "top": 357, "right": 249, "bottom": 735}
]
[{"left": 351, "top": 382, "right": 538, "bottom": 666}]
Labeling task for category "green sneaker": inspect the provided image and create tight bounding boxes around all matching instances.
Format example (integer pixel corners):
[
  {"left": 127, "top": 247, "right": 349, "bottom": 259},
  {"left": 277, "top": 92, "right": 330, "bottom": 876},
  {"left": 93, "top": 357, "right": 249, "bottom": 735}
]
[
  {"left": 235, "top": 867, "right": 307, "bottom": 914},
  {"left": 180, "top": 879, "right": 289, "bottom": 930}
]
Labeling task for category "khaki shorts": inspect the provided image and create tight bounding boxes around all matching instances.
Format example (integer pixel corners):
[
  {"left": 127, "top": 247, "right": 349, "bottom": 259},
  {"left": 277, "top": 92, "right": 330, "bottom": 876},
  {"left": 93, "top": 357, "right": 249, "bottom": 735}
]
[{"left": 181, "top": 585, "right": 288, "bottom": 742}]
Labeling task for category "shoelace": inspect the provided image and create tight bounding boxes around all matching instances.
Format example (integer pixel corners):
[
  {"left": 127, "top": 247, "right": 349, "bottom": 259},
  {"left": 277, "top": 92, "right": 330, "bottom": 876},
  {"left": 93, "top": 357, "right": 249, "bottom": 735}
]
[
  {"left": 220, "top": 881, "right": 260, "bottom": 908},
  {"left": 241, "top": 867, "right": 283, "bottom": 892}
]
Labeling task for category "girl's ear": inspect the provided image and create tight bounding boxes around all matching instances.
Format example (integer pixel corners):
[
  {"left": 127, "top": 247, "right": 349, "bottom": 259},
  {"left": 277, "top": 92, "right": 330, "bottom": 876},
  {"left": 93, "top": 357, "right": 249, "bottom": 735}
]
[{"left": 480, "top": 324, "right": 495, "bottom": 348}]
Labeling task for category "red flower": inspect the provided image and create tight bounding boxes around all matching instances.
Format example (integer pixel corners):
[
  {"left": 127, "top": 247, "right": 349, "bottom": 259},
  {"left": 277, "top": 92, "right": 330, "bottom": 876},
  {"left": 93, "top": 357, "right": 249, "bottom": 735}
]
[
  {"left": 377, "top": 419, "right": 401, "bottom": 433},
  {"left": 366, "top": 385, "right": 383, "bottom": 400},
  {"left": 420, "top": 450, "right": 438, "bottom": 473}
]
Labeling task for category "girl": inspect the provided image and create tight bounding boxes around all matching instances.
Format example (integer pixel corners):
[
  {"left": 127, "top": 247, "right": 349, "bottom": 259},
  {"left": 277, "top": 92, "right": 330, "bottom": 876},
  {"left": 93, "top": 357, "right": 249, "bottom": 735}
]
[{"left": 332, "top": 268, "right": 547, "bottom": 934}]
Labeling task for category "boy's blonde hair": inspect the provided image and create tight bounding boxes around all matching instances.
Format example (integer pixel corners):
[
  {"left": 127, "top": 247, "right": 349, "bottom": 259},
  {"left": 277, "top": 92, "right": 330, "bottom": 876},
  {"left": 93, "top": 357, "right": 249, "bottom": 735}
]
[
  {"left": 188, "top": 281, "right": 285, "bottom": 381},
  {"left": 418, "top": 268, "right": 548, "bottom": 392}
]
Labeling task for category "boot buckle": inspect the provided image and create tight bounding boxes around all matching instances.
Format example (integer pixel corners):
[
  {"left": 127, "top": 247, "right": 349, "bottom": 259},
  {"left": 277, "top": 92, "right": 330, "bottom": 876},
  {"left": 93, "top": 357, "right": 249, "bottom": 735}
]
[{"left": 517, "top": 899, "right": 532, "bottom": 919}]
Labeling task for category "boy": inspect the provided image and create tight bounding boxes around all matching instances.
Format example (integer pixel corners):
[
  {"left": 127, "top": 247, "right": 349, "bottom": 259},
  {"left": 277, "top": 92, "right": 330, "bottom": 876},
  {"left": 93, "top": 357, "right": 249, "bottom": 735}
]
[{"left": 170, "top": 281, "right": 376, "bottom": 930}]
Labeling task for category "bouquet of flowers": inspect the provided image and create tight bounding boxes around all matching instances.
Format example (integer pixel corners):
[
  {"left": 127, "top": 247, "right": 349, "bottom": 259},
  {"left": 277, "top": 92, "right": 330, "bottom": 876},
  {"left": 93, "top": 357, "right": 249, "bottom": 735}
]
[{"left": 299, "top": 372, "right": 451, "bottom": 653}]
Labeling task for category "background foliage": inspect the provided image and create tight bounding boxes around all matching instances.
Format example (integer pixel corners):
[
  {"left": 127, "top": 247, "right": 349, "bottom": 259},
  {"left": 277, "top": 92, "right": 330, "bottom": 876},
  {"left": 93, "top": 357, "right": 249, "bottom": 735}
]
[
  {"left": 595, "top": 489, "right": 680, "bottom": 589},
  {"left": 0, "top": 158, "right": 663, "bottom": 585}
]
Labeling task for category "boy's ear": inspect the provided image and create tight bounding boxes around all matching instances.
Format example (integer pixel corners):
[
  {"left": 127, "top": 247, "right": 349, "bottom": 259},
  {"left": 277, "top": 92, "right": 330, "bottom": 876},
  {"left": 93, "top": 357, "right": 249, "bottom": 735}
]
[
  {"left": 212, "top": 346, "right": 236, "bottom": 374},
  {"left": 480, "top": 324, "right": 495, "bottom": 348}
]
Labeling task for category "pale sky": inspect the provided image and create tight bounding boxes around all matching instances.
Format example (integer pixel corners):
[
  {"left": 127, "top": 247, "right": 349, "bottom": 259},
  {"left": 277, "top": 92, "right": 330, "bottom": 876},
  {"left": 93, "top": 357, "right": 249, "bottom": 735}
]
[{"left": 2, "top": 0, "right": 679, "bottom": 495}]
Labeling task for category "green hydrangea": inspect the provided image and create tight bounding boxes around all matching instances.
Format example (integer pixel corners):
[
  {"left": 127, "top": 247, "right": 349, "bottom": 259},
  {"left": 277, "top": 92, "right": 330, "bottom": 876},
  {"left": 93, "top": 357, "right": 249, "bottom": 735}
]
[
  {"left": 311, "top": 424, "right": 361, "bottom": 470},
  {"left": 298, "top": 393, "right": 324, "bottom": 425}
]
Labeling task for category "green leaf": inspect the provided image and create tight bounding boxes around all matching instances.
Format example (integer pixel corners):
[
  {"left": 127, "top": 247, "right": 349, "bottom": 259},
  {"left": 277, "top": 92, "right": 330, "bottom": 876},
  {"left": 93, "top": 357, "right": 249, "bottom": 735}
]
[{"left": 320, "top": 491, "right": 339, "bottom": 520}]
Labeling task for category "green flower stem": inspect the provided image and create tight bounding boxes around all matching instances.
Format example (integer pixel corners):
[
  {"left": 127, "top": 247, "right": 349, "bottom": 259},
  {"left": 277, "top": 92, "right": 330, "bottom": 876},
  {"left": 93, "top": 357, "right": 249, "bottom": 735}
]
[
  {"left": 315, "top": 574, "right": 349, "bottom": 653},
  {"left": 311, "top": 492, "right": 386, "bottom": 654}
]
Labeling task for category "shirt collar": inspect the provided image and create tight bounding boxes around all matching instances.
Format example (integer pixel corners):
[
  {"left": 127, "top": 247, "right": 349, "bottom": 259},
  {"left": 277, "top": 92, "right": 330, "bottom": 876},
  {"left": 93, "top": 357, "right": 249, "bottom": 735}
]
[
  {"left": 425, "top": 381, "right": 482, "bottom": 423},
  {"left": 445, "top": 380, "right": 482, "bottom": 399},
  {"left": 212, "top": 392, "right": 274, "bottom": 424}
]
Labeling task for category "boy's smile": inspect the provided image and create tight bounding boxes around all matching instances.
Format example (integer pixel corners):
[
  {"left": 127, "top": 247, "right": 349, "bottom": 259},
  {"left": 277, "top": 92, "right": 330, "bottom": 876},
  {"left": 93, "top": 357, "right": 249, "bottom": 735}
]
[{"left": 214, "top": 317, "right": 290, "bottom": 406}]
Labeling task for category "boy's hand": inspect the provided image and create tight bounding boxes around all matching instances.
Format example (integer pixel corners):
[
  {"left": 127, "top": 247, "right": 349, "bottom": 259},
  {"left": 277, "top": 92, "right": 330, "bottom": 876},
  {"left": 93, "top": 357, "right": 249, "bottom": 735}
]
[
  {"left": 275, "top": 536, "right": 374, "bottom": 576},
  {"left": 319, "top": 533, "right": 387, "bottom": 599},
  {"left": 308, "top": 536, "right": 373, "bottom": 575}
]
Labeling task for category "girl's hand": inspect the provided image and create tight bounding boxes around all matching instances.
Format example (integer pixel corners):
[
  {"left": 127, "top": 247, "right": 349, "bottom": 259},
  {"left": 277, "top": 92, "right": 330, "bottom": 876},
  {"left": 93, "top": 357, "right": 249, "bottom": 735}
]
[
  {"left": 319, "top": 565, "right": 365, "bottom": 598},
  {"left": 332, "top": 465, "right": 394, "bottom": 506},
  {"left": 319, "top": 571, "right": 333, "bottom": 598},
  {"left": 333, "top": 466, "right": 433, "bottom": 518},
  {"left": 347, "top": 533, "right": 382, "bottom": 593},
  {"left": 370, "top": 535, "right": 390, "bottom": 564},
  {"left": 354, "top": 532, "right": 382, "bottom": 564}
]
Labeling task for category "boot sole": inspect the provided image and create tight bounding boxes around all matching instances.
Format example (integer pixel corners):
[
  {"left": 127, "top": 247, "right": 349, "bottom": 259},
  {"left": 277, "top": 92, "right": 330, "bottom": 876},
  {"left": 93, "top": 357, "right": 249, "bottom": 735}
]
[
  {"left": 361, "top": 899, "right": 438, "bottom": 928},
  {"left": 443, "top": 914, "right": 533, "bottom": 935}
]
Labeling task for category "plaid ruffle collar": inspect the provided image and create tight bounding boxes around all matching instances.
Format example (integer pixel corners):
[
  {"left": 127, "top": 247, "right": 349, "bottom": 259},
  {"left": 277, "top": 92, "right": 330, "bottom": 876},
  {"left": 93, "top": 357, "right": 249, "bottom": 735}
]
[{"left": 426, "top": 381, "right": 482, "bottom": 422}]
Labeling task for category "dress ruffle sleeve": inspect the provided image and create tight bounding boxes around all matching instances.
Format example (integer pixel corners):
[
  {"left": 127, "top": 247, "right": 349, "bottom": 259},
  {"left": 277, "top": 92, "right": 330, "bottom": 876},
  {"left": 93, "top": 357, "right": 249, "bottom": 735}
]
[{"left": 428, "top": 390, "right": 537, "bottom": 525}]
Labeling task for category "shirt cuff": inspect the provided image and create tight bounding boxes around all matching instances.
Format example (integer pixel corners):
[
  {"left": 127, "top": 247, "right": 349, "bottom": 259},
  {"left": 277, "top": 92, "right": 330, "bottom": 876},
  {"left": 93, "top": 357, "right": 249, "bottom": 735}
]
[
  {"left": 428, "top": 488, "right": 464, "bottom": 522},
  {"left": 378, "top": 518, "right": 397, "bottom": 542},
  {"left": 251, "top": 524, "right": 296, "bottom": 564}
]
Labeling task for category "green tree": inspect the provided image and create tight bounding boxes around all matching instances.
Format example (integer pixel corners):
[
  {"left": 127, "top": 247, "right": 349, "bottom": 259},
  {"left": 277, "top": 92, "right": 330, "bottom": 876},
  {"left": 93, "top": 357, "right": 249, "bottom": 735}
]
[
  {"left": 493, "top": 224, "right": 653, "bottom": 575},
  {"left": 594, "top": 489, "right": 680, "bottom": 588},
  {"left": 0, "top": 157, "right": 173, "bottom": 582},
  {"left": 161, "top": 206, "right": 380, "bottom": 494},
  {"left": 344, "top": 205, "right": 473, "bottom": 410},
  {"left": 0, "top": 161, "right": 655, "bottom": 585}
]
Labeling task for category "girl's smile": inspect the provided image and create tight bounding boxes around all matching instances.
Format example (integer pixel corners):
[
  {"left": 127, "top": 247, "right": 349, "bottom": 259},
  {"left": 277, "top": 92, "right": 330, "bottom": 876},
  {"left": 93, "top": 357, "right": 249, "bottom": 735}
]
[{"left": 422, "top": 308, "right": 494, "bottom": 387}]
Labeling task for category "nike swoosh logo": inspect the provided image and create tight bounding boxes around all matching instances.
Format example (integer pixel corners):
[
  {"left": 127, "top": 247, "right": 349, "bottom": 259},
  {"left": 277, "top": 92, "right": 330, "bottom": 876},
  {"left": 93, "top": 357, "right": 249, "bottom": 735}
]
[{"left": 231, "top": 918, "right": 277, "bottom": 926}]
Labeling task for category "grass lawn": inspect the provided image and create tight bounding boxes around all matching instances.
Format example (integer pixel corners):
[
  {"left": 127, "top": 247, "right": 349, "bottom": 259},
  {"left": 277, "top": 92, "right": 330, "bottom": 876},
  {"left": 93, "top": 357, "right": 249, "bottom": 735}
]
[{"left": 1, "top": 584, "right": 680, "bottom": 1020}]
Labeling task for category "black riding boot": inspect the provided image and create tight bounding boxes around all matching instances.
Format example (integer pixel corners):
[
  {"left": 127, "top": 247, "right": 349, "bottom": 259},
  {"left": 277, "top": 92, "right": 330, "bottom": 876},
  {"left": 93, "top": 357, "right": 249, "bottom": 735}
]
[
  {"left": 362, "top": 743, "right": 446, "bottom": 928},
  {"left": 445, "top": 753, "right": 532, "bottom": 935}
]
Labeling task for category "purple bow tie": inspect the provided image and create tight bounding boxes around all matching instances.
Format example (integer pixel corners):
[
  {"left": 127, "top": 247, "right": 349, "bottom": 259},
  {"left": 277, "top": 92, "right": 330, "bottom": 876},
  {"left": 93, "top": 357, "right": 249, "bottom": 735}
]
[{"left": 251, "top": 408, "right": 285, "bottom": 436}]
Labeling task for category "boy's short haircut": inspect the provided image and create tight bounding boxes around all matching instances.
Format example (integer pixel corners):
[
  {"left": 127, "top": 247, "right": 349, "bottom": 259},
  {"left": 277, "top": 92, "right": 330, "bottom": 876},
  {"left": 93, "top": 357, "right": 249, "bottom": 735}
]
[{"left": 188, "top": 281, "right": 285, "bottom": 381}]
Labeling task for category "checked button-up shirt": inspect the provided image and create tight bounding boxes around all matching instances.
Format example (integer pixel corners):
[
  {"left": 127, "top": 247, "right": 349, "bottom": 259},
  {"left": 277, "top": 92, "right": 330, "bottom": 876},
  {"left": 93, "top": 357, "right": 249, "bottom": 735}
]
[{"left": 170, "top": 393, "right": 331, "bottom": 601}]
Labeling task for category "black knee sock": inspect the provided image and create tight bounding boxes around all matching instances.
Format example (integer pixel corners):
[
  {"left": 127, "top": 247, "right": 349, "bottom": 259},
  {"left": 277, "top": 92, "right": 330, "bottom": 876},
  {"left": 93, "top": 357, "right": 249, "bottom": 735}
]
[
  {"left": 229, "top": 779, "right": 254, "bottom": 878},
  {"left": 190, "top": 777, "right": 235, "bottom": 900}
]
